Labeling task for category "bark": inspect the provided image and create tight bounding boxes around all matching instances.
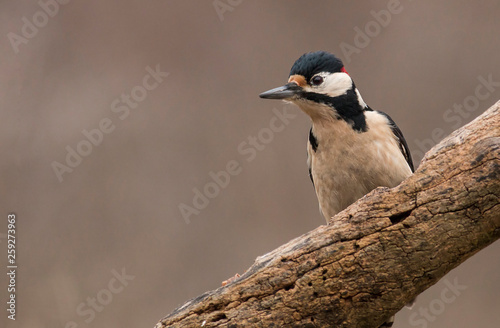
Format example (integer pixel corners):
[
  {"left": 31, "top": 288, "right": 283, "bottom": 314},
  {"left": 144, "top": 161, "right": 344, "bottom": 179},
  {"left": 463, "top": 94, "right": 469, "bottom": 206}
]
[{"left": 156, "top": 101, "right": 500, "bottom": 328}]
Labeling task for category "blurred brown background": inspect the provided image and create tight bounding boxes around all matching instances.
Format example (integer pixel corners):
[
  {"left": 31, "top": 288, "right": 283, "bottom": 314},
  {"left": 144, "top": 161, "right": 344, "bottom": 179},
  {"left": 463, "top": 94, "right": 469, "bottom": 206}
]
[{"left": 1, "top": 1, "right": 499, "bottom": 327}]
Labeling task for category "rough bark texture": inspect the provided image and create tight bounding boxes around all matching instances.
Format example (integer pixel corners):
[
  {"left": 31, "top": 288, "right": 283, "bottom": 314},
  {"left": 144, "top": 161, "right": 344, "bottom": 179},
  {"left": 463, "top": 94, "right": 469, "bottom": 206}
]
[{"left": 157, "top": 102, "right": 500, "bottom": 328}]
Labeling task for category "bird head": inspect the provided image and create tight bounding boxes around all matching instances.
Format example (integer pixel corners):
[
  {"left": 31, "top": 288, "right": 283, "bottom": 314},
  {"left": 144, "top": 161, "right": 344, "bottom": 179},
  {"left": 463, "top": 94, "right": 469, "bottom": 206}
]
[{"left": 260, "top": 51, "right": 368, "bottom": 128}]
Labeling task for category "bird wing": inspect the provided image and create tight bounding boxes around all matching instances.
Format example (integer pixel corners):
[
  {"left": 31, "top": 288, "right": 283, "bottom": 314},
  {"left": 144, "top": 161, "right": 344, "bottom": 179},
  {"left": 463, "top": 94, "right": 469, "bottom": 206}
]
[
  {"left": 307, "top": 148, "right": 314, "bottom": 187},
  {"left": 376, "top": 110, "right": 415, "bottom": 172},
  {"left": 307, "top": 127, "right": 318, "bottom": 186}
]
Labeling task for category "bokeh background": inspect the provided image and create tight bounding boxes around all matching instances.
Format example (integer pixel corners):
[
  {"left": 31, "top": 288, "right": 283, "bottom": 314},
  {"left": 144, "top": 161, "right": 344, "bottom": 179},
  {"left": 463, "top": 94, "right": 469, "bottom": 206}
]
[{"left": 1, "top": 1, "right": 499, "bottom": 327}]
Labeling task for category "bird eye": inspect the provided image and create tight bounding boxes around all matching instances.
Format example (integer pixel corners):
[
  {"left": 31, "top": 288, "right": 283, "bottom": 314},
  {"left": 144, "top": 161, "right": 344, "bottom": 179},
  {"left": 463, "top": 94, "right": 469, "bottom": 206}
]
[{"left": 311, "top": 76, "right": 324, "bottom": 86}]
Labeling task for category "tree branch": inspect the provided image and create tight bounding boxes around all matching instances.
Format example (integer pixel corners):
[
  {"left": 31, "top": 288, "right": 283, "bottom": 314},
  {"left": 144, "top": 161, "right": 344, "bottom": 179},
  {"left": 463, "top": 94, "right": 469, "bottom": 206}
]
[{"left": 157, "top": 101, "right": 500, "bottom": 328}]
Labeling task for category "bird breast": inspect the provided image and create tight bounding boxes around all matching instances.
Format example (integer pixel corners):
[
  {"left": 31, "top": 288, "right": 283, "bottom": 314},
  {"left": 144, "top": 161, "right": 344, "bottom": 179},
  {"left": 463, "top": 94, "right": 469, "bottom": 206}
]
[{"left": 308, "top": 111, "right": 412, "bottom": 222}]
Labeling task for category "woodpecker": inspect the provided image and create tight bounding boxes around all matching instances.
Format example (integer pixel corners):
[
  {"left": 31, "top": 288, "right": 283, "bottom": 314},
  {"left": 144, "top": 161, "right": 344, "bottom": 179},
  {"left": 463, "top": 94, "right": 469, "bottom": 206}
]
[
  {"left": 259, "top": 51, "right": 414, "bottom": 328},
  {"left": 260, "top": 51, "right": 414, "bottom": 222}
]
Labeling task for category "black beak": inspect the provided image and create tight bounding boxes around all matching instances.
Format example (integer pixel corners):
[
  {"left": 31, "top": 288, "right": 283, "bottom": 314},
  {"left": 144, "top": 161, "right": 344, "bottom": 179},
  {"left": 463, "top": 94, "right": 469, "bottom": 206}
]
[{"left": 259, "top": 83, "right": 303, "bottom": 100}]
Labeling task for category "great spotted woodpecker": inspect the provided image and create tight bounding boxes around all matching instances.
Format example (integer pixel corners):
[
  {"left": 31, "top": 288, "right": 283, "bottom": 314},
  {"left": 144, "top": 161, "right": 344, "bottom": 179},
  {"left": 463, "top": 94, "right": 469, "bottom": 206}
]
[
  {"left": 260, "top": 51, "right": 414, "bottom": 223},
  {"left": 260, "top": 51, "right": 415, "bottom": 328}
]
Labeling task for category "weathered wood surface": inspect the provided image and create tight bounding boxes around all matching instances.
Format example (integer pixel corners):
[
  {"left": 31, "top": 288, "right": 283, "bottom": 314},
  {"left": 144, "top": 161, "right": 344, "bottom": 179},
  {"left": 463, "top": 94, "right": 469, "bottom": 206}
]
[{"left": 156, "top": 101, "right": 500, "bottom": 328}]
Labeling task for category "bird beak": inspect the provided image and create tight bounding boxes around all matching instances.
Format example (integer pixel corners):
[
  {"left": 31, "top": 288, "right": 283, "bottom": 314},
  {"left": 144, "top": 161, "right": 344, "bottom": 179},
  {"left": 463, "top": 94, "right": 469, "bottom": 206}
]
[{"left": 259, "top": 83, "right": 303, "bottom": 100}]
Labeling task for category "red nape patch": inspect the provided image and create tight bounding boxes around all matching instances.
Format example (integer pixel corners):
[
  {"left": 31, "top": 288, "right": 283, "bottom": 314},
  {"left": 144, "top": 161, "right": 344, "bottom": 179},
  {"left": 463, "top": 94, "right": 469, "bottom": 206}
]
[{"left": 341, "top": 67, "right": 349, "bottom": 75}]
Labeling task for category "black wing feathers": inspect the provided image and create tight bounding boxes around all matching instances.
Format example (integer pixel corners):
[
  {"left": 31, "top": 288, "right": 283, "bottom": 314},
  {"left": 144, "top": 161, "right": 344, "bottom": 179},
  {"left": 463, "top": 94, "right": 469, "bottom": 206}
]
[
  {"left": 375, "top": 109, "right": 415, "bottom": 172},
  {"left": 307, "top": 128, "right": 317, "bottom": 186}
]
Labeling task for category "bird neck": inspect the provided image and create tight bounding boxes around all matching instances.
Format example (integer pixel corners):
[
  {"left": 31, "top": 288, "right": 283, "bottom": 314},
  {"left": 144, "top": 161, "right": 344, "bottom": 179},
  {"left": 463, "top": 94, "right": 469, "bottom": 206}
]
[{"left": 300, "top": 85, "right": 370, "bottom": 132}]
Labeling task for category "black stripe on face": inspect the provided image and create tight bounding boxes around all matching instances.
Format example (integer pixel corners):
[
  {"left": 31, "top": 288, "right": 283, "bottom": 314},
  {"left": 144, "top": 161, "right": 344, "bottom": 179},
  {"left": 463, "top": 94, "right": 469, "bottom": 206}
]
[
  {"left": 303, "top": 88, "right": 368, "bottom": 132},
  {"left": 309, "top": 128, "right": 318, "bottom": 152}
]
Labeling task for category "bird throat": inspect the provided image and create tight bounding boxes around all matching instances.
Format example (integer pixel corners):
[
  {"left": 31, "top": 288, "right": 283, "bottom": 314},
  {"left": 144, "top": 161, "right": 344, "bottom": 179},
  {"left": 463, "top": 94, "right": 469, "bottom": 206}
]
[{"left": 299, "top": 87, "right": 369, "bottom": 132}]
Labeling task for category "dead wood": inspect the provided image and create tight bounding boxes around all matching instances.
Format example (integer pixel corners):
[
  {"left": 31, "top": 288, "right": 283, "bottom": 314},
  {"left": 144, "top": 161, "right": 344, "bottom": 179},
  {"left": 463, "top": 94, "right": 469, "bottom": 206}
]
[{"left": 156, "top": 101, "right": 500, "bottom": 328}]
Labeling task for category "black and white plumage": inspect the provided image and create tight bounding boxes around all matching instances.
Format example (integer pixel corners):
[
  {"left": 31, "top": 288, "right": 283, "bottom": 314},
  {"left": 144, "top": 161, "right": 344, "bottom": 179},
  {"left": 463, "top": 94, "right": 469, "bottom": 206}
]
[
  {"left": 260, "top": 51, "right": 415, "bottom": 328},
  {"left": 260, "top": 51, "right": 414, "bottom": 223}
]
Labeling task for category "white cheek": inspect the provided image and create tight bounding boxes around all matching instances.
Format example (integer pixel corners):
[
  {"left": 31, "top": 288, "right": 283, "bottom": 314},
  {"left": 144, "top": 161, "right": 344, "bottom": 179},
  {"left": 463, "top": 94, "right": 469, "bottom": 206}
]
[{"left": 321, "top": 72, "right": 352, "bottom": 97}]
